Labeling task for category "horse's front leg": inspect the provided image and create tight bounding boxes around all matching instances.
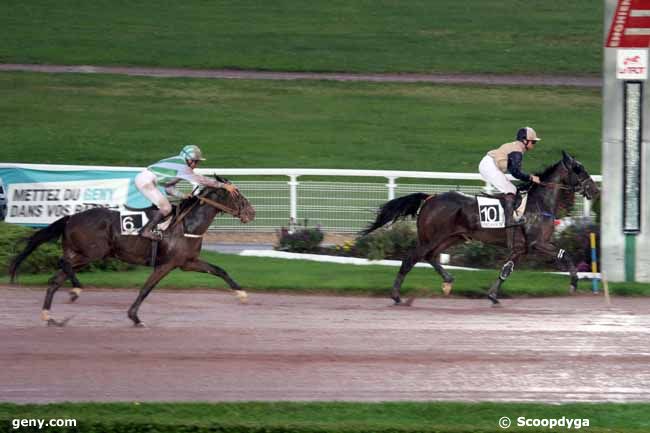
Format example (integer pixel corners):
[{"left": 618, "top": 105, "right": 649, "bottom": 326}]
[
  {"left": 533, "top": 242, "right": 579, "bottom": 293},
  {"left": 487, "top": 249, "right": 525, "bottom": 306},
  {"left": 181, "top": 259, "right": 248, "bottom": 304},
  {"left": 59, "top": 257, "right": 84, "bottom": 303},
  {"left": 127, "top": 262, "right": 176, "bottom": 327}
]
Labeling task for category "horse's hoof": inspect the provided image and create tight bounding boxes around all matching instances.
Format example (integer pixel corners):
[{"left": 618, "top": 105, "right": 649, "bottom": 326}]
[
  {"left": 47, "top": 318, "right": 66, "bottom": 327},
  {"left": 442, "top": 282, "right": 453, "bottom": 296},
  {"left": 69, "top": 288, "right": 82, "bottom": 303},
  {"left": 487, "top": 294, "right": 500, "bottom": 305},
  {"left": 569, "top": 285, "right": 577, "bottom": 294},
  {"left": 234, "top": 290, "right": 249, "bottom": 304},
  {"left": 133, "top": 322, "right": 146, "bottom": 328}
]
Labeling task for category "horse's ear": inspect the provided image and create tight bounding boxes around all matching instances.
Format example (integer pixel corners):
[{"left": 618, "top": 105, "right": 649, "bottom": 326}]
[
  {"left": 213, "top": 174, "right": 230, "bottom": 184},
  {"left": 561, "top": 150, "right": 574, "bottom": 167}
]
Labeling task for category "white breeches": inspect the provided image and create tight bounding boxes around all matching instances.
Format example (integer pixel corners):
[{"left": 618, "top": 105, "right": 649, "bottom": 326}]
[
  {"left": 478, "top": 155, "right": 517, "bottom": 195},
  {"left": 134, "top": 170, "right": 172, "bottom": 215}
]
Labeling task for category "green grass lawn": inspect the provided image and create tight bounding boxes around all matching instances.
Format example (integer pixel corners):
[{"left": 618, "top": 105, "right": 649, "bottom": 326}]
[
  {"left": 0, "top": 0, "right": 602, "bottom": 75},
  {"left": 1, "top": 401, "right": 648, "bottom": 433},
  {"left": 0, "top": 72, "right": 601, "bottom": 173},
  {"left": 4, "top": 251, "right": 647, "bottom": 297}
]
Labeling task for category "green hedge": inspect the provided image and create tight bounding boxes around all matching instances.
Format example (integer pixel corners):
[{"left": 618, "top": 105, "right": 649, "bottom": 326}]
[
  {"left": 0, "top": 222, "right": 134, "bottom": 278},
  {"left": 0, "top": 222, "right": 60, "bottom": 276}
]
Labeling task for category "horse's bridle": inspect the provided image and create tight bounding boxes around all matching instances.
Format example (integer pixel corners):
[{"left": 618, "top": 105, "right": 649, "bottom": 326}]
[
  {"left": 540, "top": 164, "right": 591, "bottom": 194},
  {"left": 174, "top": 190, "right": 238, "bottom": 227},
  {"left": 197, "top": 195, "right": 237, "bottom": 215}
]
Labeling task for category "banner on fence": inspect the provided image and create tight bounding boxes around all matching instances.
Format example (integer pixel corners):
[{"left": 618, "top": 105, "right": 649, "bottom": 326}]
[{"left": 0, "top": 166, "right": 150, "bottom": 225}]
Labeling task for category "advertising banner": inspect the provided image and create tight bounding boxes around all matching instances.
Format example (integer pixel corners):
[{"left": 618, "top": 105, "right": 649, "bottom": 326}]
[{"left": 0, "top": 165, "right": 150, "bottom": 226}]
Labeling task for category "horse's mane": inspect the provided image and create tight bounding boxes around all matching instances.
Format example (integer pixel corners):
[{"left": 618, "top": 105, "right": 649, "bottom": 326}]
[
  {"left": 177, "top": 194, "right": 200, "bottom": 213},
  {"left": 530, "top": 160, "right": 575, "bottom": 216},
  {"left": 536, "top": 160, "right": 562, "bottom": 182}
]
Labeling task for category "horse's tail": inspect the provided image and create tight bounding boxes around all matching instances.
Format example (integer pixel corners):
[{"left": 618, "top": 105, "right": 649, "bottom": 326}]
[
  {"left": 9, "top": 216, "right": 69, "bottom": 283},
  {"left": 360, "top": 193, "right": 431, "bottom": 236}
]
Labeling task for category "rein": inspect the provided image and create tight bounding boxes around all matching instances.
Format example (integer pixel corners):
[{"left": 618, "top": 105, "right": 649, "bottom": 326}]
[
  {"left": 198, "top": 196, "right": 237, "bottom": 215},
  {"left": 173, "top": 194, "right": 238, "bottom": 229}
]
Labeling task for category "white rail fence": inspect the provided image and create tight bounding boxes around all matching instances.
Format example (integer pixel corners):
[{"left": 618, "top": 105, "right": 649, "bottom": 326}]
[
  {"left": 1, "top": 165, "right": 601, "bottom": 233},
  {"left": 201, "top": 168, "right": 601, "bottom": 233}
]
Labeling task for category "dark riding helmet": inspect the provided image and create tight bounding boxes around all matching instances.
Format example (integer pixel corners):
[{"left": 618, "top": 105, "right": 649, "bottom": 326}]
[{"left": 516, "top": 127, "right": 541, "bottom": 143}]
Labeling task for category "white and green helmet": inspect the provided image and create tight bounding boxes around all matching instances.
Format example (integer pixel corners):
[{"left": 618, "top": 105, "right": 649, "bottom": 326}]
[{"left": 180, "top": 144, "right": 206, "bottom": 162}]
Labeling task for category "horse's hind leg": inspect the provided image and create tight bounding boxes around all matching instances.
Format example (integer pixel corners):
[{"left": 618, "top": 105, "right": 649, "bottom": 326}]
[
  {"left": 425, "top": 237, "right": 461, "bottom": 295},
  {"left": 487, "top": 249, "right": 525, "bottom": 306},
  {"left": 429, "top": 259, "right": 454, "bottom": 295},
  {"left": 42, "top": 270, "right": 67, "bottom": 326},
  {"left": 59, "top": 258, "right": 84, "bottom": 302},
  {"left": 391, "top": 245, "right": 431, "bottom": 305}
]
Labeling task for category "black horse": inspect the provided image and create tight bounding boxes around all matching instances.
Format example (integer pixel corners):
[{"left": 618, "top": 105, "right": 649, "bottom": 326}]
[
  {"left": 10, "top": 180, "right": 256, "bottom": 326},
  {"left": 362, "top": 151, "right": 599, "bottom": 305}
]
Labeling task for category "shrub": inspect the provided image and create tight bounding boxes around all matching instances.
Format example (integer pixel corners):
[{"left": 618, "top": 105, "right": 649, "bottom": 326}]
[
  {"left": 447, "top": 241, "right": 504, "bottom": 269},
  {"left": 354, "top": 222, "right": 417, "bottom": 260},
  {"left": 447, "top": 218, "right": 599, "bottom": 270},
  {"left": 0, "top": 221, "right": 135, "bottom": 278},
  {"left": 275, "top": 220, "right": 324, "bottom": 253},
  {"left": 0, "top": 222, "right": 61, "bottom": 276}
]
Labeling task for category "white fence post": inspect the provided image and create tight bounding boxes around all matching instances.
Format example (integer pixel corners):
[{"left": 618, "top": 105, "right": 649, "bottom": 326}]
[
  {"left": 288, "top": 175, "right": 299, "bottom": 232},
  {"left": 583, "top": 197, "right": 592, "bottom": 219},
  {"left": 386, "top": 177, "right": 397, "bottom": 200}
]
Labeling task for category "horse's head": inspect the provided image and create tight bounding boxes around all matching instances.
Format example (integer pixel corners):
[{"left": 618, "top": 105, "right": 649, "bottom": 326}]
[
  {"left": 199, "top": 176, "right": 256, "bottom": 223},
  {"left": 559, "top": 151, "right": 599, "bottom": 200}
]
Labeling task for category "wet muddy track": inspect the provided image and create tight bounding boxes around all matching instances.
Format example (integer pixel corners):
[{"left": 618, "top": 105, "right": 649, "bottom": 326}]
[{"left": 1, "top": 287, "right": 649, "bottom": 403}]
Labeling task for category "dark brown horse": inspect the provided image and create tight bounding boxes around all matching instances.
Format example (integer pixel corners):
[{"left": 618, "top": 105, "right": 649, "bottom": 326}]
[
  {"left": 10, "top": 181, "right": 255, "bottom": 326},
  {"left": 362, "top": 151, "right": 599, "bottom": 305}
]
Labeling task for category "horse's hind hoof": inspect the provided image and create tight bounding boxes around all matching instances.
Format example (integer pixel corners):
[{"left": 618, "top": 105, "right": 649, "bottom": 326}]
[
  {"left": 69, "top": 288, "right": 82, "bottom": 303},
  {"left": 487, "top": 294, "right": 500, "bottom": 305},
  {"left": 133, "top": 322, "right": 146, "bottom": 328},
  {"left": 47, "top": 318, "right": 68, "bottom": 327}
]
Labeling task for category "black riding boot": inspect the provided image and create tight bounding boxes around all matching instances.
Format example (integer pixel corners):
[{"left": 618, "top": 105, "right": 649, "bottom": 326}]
[
  {"left": 139, "top": 210, "right": 166, "bottom": 241},
  {"left": 503, "top": 193, "right": 523, "bottom": 250}
]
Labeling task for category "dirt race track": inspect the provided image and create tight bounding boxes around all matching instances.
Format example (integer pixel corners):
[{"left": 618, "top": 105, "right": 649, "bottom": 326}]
[{"left": 1, "top": 286, "right": 650, "bottom": 403}]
